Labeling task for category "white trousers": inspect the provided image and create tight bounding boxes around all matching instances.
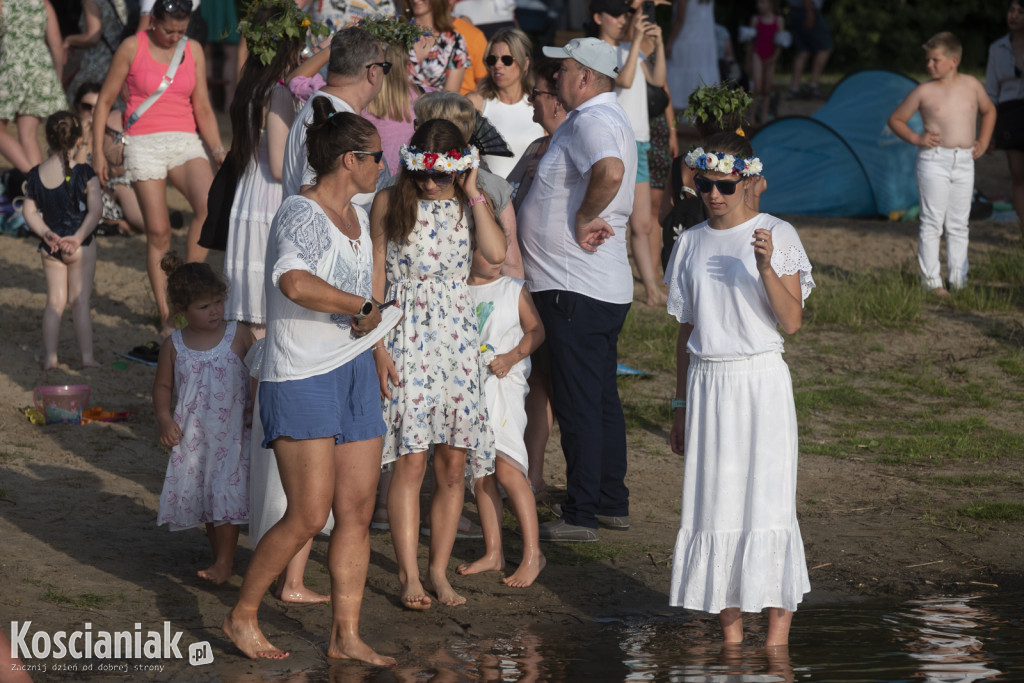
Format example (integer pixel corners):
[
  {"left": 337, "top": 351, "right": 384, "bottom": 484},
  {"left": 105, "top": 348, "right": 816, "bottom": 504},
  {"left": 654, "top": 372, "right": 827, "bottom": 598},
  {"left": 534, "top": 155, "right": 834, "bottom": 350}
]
[{"left": 916, "top": 147, "right": 974, "bottom": 290}]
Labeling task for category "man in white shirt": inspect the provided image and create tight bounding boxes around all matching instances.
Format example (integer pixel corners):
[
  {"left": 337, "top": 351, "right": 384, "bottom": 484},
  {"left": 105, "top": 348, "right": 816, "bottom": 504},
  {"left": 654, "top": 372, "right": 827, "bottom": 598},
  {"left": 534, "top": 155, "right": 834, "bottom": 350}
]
[
  {"left": 282, "top": 28, "right": 387, "bottom": 197},
  {"left": 517, "top": 37, "right": 637, "bottom": 542}
]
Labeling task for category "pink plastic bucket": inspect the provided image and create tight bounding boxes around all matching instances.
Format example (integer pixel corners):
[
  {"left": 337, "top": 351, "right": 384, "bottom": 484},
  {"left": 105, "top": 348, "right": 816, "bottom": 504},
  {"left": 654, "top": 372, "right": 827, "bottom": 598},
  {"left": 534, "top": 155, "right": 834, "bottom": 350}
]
[{"left": 33, "top": 385, "right": 91, "bottom": 425}]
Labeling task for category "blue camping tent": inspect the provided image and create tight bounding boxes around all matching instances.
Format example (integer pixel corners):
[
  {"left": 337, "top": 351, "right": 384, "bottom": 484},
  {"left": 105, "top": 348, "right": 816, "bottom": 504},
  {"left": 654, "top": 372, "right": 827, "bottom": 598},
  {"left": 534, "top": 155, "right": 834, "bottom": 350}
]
[{"left": 752, "top": 70, "right": 925, "bottom": 217}]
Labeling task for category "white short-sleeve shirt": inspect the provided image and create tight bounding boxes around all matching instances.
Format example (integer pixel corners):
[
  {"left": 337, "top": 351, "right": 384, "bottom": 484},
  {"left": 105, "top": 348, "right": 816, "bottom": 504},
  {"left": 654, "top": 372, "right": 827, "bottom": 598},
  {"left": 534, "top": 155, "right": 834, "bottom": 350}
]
[
  {"left": 517, "top": 92, "right": 637, "bottom": 304},
  {"left": 664, "top": 213, "right": 815, "bottom": 360},
  {"left": 615, "top": 43, "right": 650, "bottom": 143},
  {"left": 261, "top": 195, "right": 374, "bottom": 382},
  {"left": 282, "top": 90, "right": 354, "bottom": 198}
]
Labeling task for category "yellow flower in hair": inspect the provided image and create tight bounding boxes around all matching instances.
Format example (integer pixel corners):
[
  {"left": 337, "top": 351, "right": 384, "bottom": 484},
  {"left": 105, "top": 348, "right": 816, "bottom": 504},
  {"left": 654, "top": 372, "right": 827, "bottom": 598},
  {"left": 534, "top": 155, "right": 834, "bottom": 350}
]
[{"left": 736, "top": 127, "right": 745, "bottom": 137}]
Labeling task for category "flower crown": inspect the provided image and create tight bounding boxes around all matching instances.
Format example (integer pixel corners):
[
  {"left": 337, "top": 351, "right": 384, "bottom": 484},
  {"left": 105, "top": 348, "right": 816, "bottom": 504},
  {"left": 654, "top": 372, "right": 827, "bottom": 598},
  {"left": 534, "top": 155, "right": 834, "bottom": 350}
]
[
  {"left": 684, "top": 147, "right": 763, "bottom": 176},
  {"left": 359, "top": 16, "right": 429, "bottom": 51},
  {"left": 399, "top": 145, "right": 480, "bottom": 173},
  {"left": 238, "top": 0, "right": 329, "bottom": 67}
]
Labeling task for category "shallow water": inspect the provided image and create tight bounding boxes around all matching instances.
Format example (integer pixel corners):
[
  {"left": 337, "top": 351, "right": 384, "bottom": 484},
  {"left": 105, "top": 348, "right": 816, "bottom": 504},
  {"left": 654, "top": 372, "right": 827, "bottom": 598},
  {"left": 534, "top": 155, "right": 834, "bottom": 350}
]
[{"left": 255, "top": 593, "right": 1024, "bottom": 682}]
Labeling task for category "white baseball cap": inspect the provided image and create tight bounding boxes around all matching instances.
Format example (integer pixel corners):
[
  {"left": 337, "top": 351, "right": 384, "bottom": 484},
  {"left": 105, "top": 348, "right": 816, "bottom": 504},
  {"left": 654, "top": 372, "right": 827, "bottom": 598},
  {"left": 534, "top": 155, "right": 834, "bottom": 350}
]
[{"left": 542, "top": 37, "right": 620, "bottom": 79}]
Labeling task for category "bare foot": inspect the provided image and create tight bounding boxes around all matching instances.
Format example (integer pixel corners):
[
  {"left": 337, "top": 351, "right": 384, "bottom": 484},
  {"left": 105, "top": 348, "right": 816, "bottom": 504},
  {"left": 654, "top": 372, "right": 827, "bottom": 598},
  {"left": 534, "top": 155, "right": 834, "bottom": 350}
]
[
  {"left": 198, "top": 563, "right": 231, "bottom": 585},
  {"left": 82, "top": 359, "right": 101, "bottom": 369},
  {"left": 502, "top": 554, "right": 546, "bottom": 588},
  {"left": 929, "top": 286, "right": 951, "bottom": 299},
  {"left": 400, "top": 576, "right": 432, "bottom": 611},
  {"left": 42, "top": 358, "right": 59, "bottom": 370},
  {"left": 221, "top": 611, "right": 289, "bottom": 659},
  {"left": 327, "top": 636, "right": 397, "bottom": 667},
  {"left": 425, "top": 572, "right": 466, "bottom": 607},
  {"left": 456, "top": 553, "right": 505, "bottom": 576},
  {"left": 272, "top": 582, "right": 330, "bottom": 604}
]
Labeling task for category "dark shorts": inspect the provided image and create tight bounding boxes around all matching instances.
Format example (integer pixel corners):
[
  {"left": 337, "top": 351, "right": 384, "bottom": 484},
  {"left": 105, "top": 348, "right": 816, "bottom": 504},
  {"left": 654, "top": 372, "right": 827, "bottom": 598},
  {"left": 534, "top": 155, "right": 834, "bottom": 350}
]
[
  {"left": 790, "top": 6, "right": 833, "bottom": 53},
  {"left": 259, "top": 351, "right": 385, "bottom": 448}
]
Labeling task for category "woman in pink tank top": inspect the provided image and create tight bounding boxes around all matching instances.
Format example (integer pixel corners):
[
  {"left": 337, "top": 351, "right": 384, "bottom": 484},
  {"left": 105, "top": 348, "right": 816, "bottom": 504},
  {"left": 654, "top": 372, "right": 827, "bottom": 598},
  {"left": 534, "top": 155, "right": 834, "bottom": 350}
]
[{"left": 91, "top": 0, "right": 225, "bottom": 339}]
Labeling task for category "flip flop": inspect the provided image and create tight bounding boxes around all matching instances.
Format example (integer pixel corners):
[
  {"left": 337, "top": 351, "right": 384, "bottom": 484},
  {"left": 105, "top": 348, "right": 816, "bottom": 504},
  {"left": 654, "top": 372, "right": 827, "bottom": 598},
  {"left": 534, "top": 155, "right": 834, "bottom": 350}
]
[{"left": 117, "top": 341, "right": 161, "bottom": 366}]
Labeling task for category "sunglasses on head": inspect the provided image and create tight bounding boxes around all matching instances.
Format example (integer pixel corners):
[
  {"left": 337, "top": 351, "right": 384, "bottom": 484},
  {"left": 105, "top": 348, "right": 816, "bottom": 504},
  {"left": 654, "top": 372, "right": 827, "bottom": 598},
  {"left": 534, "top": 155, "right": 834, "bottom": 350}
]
[
  {"left": 485, "top": 54, "right": 515, "bottom": 67},
  {"left": 352, "top": 150, "right": 384, "bottom": 163},
  {"left": 161, "top": 0, "right": 192, "bottom": 13},
  {"left": 365, "top": 61, "right": 393, "bottom": 75},
  {"left": 694, "top": 175, "right": 744, "bottom": 195},
  {"left": 409, "top": 171, "right": 456, "bottom": 187}
]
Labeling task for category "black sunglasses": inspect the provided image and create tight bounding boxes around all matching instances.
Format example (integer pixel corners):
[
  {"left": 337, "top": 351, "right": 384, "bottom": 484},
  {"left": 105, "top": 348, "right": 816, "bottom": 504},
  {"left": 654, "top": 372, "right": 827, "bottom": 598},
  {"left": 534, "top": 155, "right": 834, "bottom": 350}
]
[
  {"left": 694, "top": 176, "right": 744, "bottom": 196},
  {"left": 529, "top": 88, "right": 556, "bottom": 101},
  {"left": 409, "top": 171, "right": 455, "bottom": 187},
  {"left": 78, "top": 101, "right": 95, "bottom": 112},
  {"left": 485, "top": 54, "right": 515, "bottom": 67},
  {"left": 352, "top": 150, "right": 384, "bottom": 163},
  {"left": 161, "top": 0, "right": 193, "bottom": 13},
  {"left": 365, "top": 61, "right": 393, "bottom": 75}
]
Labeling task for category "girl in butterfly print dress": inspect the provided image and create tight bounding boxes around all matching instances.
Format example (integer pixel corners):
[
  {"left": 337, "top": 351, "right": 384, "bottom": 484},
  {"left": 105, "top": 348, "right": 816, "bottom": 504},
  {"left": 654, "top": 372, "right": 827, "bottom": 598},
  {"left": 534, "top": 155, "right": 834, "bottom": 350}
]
[{"left": 371, "top": 119, "right": 506, "bottom": 610}]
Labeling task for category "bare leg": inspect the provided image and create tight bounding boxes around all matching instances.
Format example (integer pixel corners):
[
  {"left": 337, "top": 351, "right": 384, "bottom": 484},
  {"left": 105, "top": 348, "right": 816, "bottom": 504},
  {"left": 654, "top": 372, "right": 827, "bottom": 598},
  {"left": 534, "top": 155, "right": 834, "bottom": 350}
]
[
  {"left": 0, "top": 118, "right": 33, "bottom": 172},
  {"left": 113, "top": 183, "right": 145, "bottom": 233},
  {"left": 494, "top": 458, "right": 545, "bottom": 587},
  {"left": 271, "top": 539, "right": 330, "bottom": 603},
  {"left": 808, "top": 50, "right": 832, "bottom": 89},
  {"left": 456, "top": 475, "right": 505, "bottom": 576},
  {"left": 424, "top": 444, "right": 467, "bottom": 606},
  {"left": 765, "top": 608, "right": 794, "bottom": 647},
  {"left": 388, "top": 450, "right": 431, "bottom": 610},
  {"left": 629, "top": 181, "right": 665, "bottom": 306},
  {"left": 199, "top": 522, "right": 240, "bottom": 585},
  {"left": 1007, "top": 150, "right": 1024, "bottom": 242},
  {"left": 789, "top": 51, "right": 809, "bottom": 92},
  {"left": 132, "top": 178, "right": 175, "bottom": 335},
  {"left": 648, "top": 185, "right": 664, "bottom": 276},
  {"left": 40, "top": 253, "right": 69, "bottom": 369},
  {"left": 524, "top": 370, "right": 552, "bottom": 494},
  {"left": 16, "top": 115, "right": 43, "bottom": 168},
  {"left": 167, "top": 156, "right": 213, "bottom": 264},
  {"left": 65, "top": 241, "right": 99, "bottom": 367},
  {"left": 325, "top": 436, "right": 396, "bottom": 666},
  {"left": 223, "top": 436, "right": 335, "bottom": 659},
  {"left": 718, "top": 607, "right": 743, "bottom": 645}
]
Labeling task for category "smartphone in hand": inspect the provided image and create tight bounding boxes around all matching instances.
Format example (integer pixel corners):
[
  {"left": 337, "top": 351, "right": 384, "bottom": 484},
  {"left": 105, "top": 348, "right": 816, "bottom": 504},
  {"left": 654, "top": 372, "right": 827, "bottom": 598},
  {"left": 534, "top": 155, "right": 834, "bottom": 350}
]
[{"left": 641, "top": 0, "right": 655, "bottom": 22}]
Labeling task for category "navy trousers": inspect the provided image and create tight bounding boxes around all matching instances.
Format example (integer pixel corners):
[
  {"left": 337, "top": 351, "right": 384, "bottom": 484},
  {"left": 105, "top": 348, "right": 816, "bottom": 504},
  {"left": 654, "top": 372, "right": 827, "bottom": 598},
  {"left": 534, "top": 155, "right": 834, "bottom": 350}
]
[{"left": 533, "top": 290, "right": 631, "bottom": 529}]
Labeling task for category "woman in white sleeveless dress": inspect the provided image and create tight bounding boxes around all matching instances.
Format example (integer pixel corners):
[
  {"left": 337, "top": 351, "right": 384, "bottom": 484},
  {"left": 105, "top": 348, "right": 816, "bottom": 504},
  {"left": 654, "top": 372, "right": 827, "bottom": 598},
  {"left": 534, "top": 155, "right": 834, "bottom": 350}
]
[{"left": 666, "top": 0, "right": 721, "bottom": 109}]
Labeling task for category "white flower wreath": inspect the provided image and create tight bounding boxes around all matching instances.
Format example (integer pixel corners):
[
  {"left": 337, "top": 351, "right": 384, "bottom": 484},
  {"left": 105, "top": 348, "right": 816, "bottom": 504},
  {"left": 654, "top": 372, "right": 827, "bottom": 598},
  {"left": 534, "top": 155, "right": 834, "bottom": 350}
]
[
  {"left": 399, "top": 144, "right": 481, "bottom": 173},
  {"left": 684, "top": 147, "right": 763, "bottom": 176}
]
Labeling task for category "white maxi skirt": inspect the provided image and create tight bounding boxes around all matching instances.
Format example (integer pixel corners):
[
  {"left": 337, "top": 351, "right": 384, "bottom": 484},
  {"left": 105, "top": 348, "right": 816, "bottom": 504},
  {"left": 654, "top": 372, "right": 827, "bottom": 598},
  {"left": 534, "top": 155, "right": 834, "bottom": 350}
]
[{"left": 669, "top": 351, "right": 811, "bottom": 614}]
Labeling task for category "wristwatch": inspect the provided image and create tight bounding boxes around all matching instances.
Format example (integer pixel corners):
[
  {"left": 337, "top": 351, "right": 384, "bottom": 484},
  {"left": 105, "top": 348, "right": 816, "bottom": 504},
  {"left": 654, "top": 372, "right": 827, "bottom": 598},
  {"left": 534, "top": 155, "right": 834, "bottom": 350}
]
[{"left": 353, "top": 298, "right": 374, "bottom": 320}]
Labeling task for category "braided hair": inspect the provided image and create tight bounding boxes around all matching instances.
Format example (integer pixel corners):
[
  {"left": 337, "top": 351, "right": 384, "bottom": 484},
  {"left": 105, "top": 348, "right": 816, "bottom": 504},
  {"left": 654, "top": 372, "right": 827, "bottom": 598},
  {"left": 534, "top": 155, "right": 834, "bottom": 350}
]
[{"left": 44, "top": 111, "right": 83, "bottom": 198}]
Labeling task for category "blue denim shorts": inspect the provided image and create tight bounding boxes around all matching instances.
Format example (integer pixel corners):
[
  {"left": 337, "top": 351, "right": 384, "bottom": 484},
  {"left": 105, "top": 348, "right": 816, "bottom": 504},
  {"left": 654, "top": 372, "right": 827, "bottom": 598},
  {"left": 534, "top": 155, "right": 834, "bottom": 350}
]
[
  {"left": 636, "top": 141, "right": 651, "bottom": 184},
  {"left": 259, "top": 350, "right": 385, "bottom": 448}
]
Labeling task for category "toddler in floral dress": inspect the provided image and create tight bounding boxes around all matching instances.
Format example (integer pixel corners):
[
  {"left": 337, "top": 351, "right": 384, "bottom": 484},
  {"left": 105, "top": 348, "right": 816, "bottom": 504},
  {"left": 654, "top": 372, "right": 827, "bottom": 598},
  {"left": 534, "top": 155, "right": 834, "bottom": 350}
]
[{"left": 153, "top": 252, "right": 256, "bottom": 585}]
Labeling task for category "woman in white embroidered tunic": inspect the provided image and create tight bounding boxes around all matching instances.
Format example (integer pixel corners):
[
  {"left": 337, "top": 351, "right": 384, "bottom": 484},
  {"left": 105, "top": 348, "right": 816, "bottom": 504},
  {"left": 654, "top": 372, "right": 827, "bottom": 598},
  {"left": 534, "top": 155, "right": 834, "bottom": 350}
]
[{"left": 665, "top": 132, "right": 814, "bottom": 647}]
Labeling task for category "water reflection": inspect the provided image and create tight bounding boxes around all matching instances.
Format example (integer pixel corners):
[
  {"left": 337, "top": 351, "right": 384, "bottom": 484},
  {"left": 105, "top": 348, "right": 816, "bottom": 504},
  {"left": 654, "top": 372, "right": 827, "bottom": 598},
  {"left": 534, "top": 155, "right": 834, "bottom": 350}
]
[{"left": 234, "top": 593, "right": 1021, "bottom": 682}]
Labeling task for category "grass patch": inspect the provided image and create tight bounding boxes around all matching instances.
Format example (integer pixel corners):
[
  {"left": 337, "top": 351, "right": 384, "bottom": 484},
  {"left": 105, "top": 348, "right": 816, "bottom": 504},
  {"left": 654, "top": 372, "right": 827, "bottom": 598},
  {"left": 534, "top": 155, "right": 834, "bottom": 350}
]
[
  {"left": 930, "top": 473, "right": 1021, "bottom": 488},
  {"left": 971, "top": 247, "right": 1024, "bottom": 287},
  {"left": 805, "top": 267, "right": 924, "bottom": 328},
  {"left": 866, "top": 417, "right": 1024, "bottom": 464},
  {"left": 949, "top": 285, "right": 1017, "bottom": 312},
  {"left": 955, "top": 501, "right": 1024, "bottom": 522},
  {"left": 42, "top": 590, "right": 113, "bottom": 609},
  {"left": 795, "top": 384, "right": 875, "bottom": 413},
  {"left": 618, "top": 307, "right": 678, "bottom": 374}
]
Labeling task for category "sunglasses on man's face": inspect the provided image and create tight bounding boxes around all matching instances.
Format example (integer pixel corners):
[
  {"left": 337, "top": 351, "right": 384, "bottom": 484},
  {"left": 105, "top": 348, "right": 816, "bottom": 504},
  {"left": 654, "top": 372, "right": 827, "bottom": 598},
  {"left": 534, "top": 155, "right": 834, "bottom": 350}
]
[
  {"left": 409, "top": 171, "right": 456, "bottom": 187},
  {"left": 365, "top": 61, "right": 393, "bottom": 75},
  {"left": 528, "top": 88, "right": 556, "bottom": 102},
  {"left": 485, "top": 54, "right": 515, "bottom": 67},
  {"left": 352, "top": 150, "right": 384, "bottom": 163},
  {"left": 694, "top": 175, "right": 744, "bottom": 196}
]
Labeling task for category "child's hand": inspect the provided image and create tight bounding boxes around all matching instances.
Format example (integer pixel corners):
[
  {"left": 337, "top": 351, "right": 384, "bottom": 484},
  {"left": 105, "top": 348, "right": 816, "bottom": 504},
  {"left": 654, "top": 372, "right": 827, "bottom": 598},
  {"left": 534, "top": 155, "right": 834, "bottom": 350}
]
[
  {"left": 488, "top": 352, "right": 516, "bottom": 379},
  {"left": 58, "top": 236, "right": 81, "bottom": 256},
  {"left": 918, "top": 131, "right": 941, "bottom": 148},
  {"left": 971, "top": 139, "right": 985, "bottom": 159},
  {"left": 751, "top": 227, "right": 774, "bottom": 273},
  {"left": 42, "top": 230, "right": 62, "bottom": 254},
  {"left": 157, "top": 416, "right": 183, "bottom": 447},
  {"left": 669, "top": 408, "right": 686, "bottom": 455},
  {"left": 457, "top": 166, "right": 481, "bottom": 199}
]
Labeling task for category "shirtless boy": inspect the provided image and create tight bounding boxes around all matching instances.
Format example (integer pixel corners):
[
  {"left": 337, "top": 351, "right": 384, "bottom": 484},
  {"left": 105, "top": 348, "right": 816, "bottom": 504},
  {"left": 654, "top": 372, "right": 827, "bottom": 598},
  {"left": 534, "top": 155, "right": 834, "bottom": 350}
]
[{"left": 888, "top": 31, "right": 996, "bottom": 297}]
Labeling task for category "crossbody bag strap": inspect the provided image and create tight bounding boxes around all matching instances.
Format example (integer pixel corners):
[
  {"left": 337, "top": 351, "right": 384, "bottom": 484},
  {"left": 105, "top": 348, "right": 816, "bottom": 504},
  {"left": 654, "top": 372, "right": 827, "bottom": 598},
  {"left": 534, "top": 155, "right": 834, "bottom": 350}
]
[
  {"left": 99, "top": 0, "right": 127, "bottom": 53},
  {"left": 122, "top": 37, "right": 188, "bottom": 136}
]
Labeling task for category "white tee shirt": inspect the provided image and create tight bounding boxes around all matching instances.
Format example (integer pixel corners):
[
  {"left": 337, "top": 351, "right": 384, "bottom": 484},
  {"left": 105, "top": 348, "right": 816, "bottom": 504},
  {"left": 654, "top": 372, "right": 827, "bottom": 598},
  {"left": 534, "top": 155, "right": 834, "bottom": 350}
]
[
  {"left": 614, "top": 43, "right": 650, "bottom": 143},
  {"left": 481, "top": 96, "right": 545, "bottom": 179},
  {"left": 261, "top": 195, "right": 374, "bottom": 382},
  {"left": 517, "top": 92, "right": 637, "bottom": 304},
  {"left": 451, "top": 0, "right": 516, "bottom": 25},
  {"left": 664, "top": 213, "right": 815, "bottom": 360}
]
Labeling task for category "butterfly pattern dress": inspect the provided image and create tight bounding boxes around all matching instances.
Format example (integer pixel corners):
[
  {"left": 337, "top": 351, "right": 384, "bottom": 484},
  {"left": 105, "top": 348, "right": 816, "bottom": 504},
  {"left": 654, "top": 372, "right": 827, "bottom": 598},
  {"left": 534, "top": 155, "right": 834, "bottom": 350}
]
[{"left": 381, "top": 199, "right": 494, "bottom": 481}]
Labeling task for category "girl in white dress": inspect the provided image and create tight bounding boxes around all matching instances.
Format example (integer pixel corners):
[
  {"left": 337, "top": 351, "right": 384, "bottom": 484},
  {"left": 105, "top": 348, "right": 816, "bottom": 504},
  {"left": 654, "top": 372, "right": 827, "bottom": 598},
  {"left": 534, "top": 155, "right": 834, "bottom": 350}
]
[
  {"left": 666, "top": 0, "right": 720, "bottom": 108},
  {"left": 458, "top": 248, "right": 546, "bottom": 587},
  {"left": 153, "top": 252, "right": 256, "bottom": 585},
  {"left": 665, "top": 132, "right": 813, "bottom": 646}
]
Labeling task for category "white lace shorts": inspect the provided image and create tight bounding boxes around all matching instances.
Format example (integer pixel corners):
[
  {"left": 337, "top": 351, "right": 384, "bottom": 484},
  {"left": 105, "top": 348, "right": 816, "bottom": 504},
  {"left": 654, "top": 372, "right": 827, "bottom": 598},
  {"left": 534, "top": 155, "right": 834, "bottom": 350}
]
[{"left": 123, "top": 131, "right": 207, "bottom": 182}]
